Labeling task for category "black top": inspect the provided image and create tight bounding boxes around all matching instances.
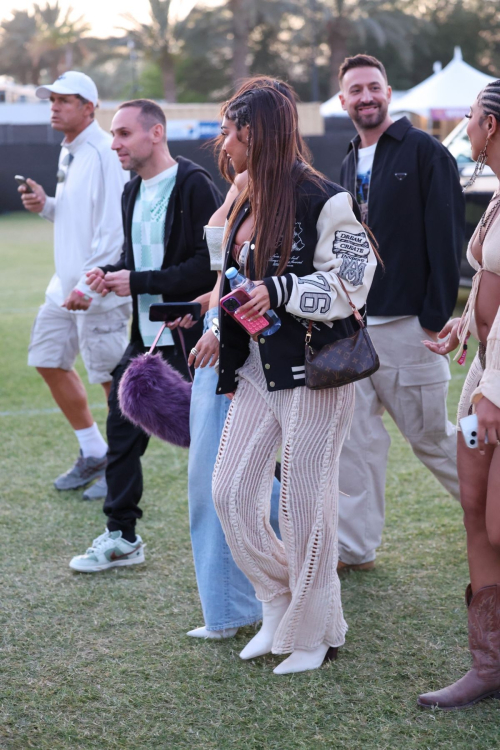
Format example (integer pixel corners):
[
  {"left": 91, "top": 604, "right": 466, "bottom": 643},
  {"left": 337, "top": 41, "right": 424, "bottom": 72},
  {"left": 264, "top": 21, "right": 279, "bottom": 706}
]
[
  {"left": 216, "top": 176, "right": 374, "bottom": 394},
  {"left": 339, "top": 117, "right": 465, "bottom": 332},
  {"left": 101, "top": 156, "right": 221, "bottom": 347}
]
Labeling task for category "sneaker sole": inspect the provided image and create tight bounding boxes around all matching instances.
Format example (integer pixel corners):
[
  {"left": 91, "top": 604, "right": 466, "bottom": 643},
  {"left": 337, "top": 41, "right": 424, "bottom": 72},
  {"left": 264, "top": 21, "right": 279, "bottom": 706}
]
[
  {"left": 82, "top": 487, "right": 107, "bottom": 501},
  {"left": 54, "top": 469, "right": 106, "bottom": 491},
  {"left": 69, "top": 548, "right": 145, "bottom": 573}
]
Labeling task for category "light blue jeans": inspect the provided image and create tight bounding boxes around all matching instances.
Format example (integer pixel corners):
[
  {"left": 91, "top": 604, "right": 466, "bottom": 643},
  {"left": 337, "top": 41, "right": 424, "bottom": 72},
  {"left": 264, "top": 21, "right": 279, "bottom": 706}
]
[{"left": 188, "top": 309, "right": 281, "bottom": 631}]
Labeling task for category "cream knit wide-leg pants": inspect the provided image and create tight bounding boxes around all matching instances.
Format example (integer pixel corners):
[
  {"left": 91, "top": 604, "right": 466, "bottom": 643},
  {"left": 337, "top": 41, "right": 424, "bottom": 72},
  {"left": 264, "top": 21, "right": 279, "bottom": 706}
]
[{"left": 212, "top": 341, "right": 354, "bottom": 654}]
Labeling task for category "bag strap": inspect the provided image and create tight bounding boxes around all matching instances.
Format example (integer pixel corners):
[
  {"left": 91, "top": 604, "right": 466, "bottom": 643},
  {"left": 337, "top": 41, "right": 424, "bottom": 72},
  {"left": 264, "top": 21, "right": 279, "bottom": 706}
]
[
  {"left": 336, "top": 276, "right": 365, "bottom": 328},
  {"left": 305, "top": 276, "right": 365, "bottom": 344},
  {"left": 147, "top": 323, "right": 168, "bottom": 355},
  {"left": 146, "top": 323, "right": 194, "bottom": 383},
  {"left": 176, "top": 328, "right": 194, "bottom": 383}
]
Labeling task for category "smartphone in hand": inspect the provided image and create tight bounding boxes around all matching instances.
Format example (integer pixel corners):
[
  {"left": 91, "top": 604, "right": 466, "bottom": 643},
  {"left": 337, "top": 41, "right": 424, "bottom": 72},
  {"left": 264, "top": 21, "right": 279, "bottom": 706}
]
[
  {"left": 220, "top": 288, "right": 272, "bottom": 335},
  {"left": 15, "top": 175, "right": 34, "bottom": 194},
  {"left": 149, "top": 302, "right": 202, "bottom": 323}
]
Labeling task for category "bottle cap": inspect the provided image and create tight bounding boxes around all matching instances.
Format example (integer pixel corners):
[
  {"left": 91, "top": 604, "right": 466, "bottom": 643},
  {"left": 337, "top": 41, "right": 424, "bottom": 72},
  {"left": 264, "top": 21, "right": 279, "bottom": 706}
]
[{"left": 225, "top": 267, "right": 238, "bottom": 279}]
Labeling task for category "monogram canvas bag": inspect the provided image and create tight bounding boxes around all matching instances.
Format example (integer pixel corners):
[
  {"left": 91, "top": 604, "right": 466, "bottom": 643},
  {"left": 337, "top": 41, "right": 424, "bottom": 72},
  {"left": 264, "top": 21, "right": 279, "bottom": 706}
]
[{"left": 304, "top": 277, "right": 380, "bottom": 390}]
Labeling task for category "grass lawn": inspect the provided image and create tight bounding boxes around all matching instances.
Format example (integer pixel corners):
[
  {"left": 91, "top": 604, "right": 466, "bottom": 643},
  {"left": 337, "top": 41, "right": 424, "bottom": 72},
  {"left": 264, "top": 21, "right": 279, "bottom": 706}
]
[{"left": 1, "top": 212, "right": 499, "bottom": 749}]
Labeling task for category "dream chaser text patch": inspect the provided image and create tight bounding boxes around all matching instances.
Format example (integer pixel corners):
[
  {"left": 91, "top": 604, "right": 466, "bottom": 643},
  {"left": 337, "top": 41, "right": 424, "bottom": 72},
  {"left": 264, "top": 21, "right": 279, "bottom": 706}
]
[{"left": 332, "top": 231, "right": 369, "bottom": 286}]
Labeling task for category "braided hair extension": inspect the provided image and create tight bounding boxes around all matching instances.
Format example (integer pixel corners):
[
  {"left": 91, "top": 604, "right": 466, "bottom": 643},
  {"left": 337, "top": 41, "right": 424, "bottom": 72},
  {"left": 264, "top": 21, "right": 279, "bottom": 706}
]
[
  {"left": 463, "top": 80, "right": 500, "bottom": 189},
  {"left": 479, "top": 79, "right": 500, "bottom": 122},
  {"left": 215, "top": 77, "right": 312, "bottom": 184}
]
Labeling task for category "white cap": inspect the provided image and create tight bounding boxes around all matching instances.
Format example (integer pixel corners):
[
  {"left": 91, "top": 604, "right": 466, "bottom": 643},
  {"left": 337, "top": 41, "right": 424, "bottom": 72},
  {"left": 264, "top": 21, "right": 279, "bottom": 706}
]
[{"left": 36, "top": 71, "right": 98, "bottom": 106}]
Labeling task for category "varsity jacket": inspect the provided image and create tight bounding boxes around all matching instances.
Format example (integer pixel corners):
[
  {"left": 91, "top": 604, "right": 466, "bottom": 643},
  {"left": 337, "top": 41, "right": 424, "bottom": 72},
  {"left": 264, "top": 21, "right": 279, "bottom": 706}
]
[
  {"left": 216, "top": 177, "right": 377, "bottom": 394},
  {"left": 101, "top": 156, "right": 221, "bottom": 347},
  {"left": 340, "top": 117, "right": 465, "bottom": 332}
]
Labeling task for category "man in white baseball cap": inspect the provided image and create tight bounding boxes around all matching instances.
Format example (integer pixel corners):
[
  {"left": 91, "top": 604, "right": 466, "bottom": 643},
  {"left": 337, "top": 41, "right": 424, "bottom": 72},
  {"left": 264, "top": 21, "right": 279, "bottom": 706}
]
[
  {"left": 35, "top": 70, "right": 99, "bottom": 106},
  {"left": 19, "top": 71, "right": 131, "bottom": 500}
]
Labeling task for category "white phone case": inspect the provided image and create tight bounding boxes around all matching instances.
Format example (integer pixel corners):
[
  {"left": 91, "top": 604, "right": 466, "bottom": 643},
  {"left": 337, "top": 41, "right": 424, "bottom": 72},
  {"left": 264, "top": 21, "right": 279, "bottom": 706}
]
[{"left": 459, "top": 413, "right": 488, "bottom": 449}]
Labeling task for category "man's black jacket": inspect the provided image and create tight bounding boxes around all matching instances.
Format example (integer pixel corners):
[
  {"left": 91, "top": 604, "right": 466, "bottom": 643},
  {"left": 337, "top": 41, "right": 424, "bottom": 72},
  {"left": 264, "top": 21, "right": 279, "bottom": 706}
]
[
  {"left": 339, "top": 117, "right": 465, "bottom": 332},
  {"left": 101, "top": 156, "right": 221, "bottom": 347}
]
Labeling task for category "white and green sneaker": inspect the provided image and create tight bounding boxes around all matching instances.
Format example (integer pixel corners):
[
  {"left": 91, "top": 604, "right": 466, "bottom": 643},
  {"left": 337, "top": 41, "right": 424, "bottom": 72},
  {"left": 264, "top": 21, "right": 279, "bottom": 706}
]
[{"left": 69, "top": 529, "right": 145, "bottom": 573}]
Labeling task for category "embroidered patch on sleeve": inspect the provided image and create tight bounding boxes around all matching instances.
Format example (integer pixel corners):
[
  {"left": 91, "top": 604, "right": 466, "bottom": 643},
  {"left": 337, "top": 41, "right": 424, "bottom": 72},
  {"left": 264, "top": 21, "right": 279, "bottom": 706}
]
[{"left": 332, "top": 231, "right": 370, "bottom": 286}]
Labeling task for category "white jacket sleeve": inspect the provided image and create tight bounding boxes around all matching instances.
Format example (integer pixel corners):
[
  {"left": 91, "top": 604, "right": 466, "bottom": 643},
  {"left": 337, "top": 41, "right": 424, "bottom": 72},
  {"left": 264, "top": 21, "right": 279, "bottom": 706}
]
[
  {"left": 73, "top": 151, "right": 128, "bottom": 299},
  {"left": 40, "top": 196, "right": 56, "bottom": 223},
  {"left": 264, "top": 191, "right": 377, "bottom": 322}
]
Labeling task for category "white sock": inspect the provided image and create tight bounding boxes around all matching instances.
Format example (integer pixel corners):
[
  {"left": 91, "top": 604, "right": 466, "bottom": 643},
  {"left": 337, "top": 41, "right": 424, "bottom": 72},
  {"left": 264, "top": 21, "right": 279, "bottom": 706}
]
[{"left": 75, "top": 423, "right": 108, "bottom": 458}]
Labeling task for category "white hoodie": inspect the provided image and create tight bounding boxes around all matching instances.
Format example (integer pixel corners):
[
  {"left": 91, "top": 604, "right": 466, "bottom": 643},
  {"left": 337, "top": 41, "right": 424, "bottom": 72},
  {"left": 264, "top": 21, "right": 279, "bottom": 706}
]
[{"left": 41, "top": 120, "right": 130, "bottom": 314}]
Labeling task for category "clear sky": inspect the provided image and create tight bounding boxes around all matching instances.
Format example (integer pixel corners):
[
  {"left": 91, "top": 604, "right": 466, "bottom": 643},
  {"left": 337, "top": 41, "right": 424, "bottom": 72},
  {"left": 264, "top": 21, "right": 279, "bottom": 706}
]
[{"left": 1, "top": 0, "right": 218, "bottom": 37}]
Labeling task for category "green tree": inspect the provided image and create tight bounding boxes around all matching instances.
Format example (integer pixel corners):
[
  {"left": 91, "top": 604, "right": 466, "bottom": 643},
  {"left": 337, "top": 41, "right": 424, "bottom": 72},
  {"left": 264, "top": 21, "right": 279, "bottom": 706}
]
[
  {"left": 121, "top": 0, "right": 185, "bottom": 102},
  {"left": 410, "top": 0, "right": 500, "bottom": 84},
  {"left": 309, "top": 0, "right": 418, "bottom": 95},
  {"left": 0, "top": 10, "right": 40, "bottom": 84},
  {"left": 176, "top": 0, "right": 296, "bottom": 99},
  {"left": 29, "top": 2, "right": 90, "bottom": 81}
]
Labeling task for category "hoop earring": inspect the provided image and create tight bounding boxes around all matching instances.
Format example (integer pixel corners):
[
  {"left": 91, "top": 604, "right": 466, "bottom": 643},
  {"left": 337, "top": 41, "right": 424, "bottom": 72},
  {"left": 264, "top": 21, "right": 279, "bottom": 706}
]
[{"left": 463, "top": 136, "right": 489, "bottom": 191}]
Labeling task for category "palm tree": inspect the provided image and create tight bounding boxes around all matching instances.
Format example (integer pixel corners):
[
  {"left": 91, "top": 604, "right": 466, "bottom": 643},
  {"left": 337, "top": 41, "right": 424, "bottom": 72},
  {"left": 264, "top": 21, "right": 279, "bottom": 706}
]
[
  {"left": 0, "top": 10, "right": 40, "bottom": 84},
  {"left": 28, "top": 2, "right": 90, "bottom": 81},
  {"left": 177, "top": 0, "right": 295, "bottom": 91},
  {"left": 121, "top": 0, "right": 181, "bottom": 102},
  {"left": 312, "top": 0, "right": 418, "bottom": 95}
]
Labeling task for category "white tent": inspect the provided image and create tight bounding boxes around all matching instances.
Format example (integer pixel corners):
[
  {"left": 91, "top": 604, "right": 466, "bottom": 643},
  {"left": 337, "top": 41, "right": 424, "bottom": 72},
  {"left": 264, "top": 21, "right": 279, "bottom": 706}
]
[
  {"left": 320, "top": 92, "right": 348, "bottom": 118},
  {"left": 391, "top": 47, "right": 496, "bottom": 120}
]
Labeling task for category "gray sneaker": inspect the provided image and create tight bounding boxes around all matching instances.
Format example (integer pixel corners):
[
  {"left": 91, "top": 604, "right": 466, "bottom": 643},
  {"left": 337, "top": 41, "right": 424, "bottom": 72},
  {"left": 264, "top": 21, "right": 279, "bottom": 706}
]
[
  {"left": 82, "top": 475, "right": 108, "bottom": 501},
  {"left": 54, "top": 452, "right": 107, "bottom": 491}
]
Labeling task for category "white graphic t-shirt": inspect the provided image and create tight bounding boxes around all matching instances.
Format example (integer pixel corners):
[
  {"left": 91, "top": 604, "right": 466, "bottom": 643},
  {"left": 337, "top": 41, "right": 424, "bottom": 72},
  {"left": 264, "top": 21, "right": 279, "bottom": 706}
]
[
  {"left": 132, "top": 163, "right": 178, "bottom": 347},
  {"left": 356, "top": 143, "right": 376, "bottom": 224},
  {"left": 356, "top": 143, "right": 412, "bottom": 327}
]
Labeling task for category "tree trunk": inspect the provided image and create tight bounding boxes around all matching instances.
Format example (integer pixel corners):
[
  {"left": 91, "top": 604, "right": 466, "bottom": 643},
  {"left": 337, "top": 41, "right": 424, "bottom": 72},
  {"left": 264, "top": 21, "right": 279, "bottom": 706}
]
[
  {"left": 327, "top": 17, "right": 350, "bottom": 96},
  {"left": 160, "top": 52, "right": 177, "bottom": 103},
  {"left": 230, "top": 0, "right": 250, "bottom": 87},
  {"left": 50, "top": 58, "right": 60, "bottom": 82}
]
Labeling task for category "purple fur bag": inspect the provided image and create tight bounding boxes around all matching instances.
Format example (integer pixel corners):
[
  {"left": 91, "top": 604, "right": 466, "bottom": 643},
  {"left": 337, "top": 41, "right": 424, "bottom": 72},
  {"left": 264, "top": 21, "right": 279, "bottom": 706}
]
[{"left": 118, "top": 325, "right": 192, "bottom": 448}]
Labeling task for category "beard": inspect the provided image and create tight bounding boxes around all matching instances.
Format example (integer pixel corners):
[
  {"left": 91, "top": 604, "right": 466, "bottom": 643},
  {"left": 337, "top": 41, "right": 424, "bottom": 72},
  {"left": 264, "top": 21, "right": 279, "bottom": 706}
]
[
  {"left": 352, "top": 101, "right": 388, "bottom": 130},
  {"left": 123, "top": 154, "right": 147, "bottom": 172}
]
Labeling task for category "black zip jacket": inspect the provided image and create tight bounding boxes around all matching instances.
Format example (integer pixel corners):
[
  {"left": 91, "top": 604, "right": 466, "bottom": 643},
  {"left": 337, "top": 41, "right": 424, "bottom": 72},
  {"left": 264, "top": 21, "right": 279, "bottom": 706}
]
[
  {"left": 340, "top": 117, "right": 465, "bottom": 332},
  {"left": 216, "top": 176, "right": 378, "bottom": 394},
  {"left": 101, "top": 156, "right": 221, "bottom": 347}
]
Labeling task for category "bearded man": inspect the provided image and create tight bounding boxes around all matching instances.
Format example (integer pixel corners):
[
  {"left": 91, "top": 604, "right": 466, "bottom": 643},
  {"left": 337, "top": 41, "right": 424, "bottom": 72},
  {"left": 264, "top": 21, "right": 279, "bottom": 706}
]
[{"left": 336, "top": 54, "right": 465, "bottom": 571}]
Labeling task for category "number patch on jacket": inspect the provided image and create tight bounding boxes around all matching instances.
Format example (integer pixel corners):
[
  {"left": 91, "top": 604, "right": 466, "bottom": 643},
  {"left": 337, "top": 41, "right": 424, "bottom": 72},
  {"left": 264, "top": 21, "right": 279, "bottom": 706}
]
[{"left": 332, "top": 231, "right": 370, "bottom": 286}]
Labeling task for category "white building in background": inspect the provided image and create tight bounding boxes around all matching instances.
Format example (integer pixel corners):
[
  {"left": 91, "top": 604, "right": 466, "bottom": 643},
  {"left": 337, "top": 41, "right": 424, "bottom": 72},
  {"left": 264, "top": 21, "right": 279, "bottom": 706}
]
[{"left": 0, "top": 76, "right": 39, "bottom": 104}]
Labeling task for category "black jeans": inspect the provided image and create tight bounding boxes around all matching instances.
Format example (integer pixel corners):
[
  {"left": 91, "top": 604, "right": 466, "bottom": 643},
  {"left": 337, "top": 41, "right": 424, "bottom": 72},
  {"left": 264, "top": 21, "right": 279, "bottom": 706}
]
[{"left": 103, "top": 335, "right": 193, "bottom": 539}]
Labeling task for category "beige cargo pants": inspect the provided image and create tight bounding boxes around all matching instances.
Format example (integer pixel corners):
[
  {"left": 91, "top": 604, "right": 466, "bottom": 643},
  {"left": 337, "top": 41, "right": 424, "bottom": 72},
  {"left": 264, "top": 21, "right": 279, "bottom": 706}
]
[{"left": 338, "top": 316, "right": 460, "bottom": 565}]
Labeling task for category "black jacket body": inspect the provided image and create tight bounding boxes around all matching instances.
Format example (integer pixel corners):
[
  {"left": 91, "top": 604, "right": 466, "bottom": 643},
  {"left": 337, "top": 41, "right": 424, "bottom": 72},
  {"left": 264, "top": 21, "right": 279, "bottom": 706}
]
[
  {"left": 101, "top": 156, "right": 221, "bottom": 347},
  {"left": 339, "top": 117, "right": 465, "bottom": 332},
  {"left": 216, "top": 178, "right": 366, "bottom": 395}
]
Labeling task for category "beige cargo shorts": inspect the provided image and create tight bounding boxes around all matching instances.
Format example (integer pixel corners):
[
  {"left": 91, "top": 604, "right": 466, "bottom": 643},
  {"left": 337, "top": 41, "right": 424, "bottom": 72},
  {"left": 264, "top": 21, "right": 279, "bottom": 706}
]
[{"left": 28, "top": 298, "right": 131, "bottom": 384}]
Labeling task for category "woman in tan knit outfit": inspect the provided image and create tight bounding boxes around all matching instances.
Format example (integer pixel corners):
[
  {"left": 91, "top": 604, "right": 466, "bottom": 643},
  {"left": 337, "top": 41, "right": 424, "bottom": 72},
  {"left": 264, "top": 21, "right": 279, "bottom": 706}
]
[
  {"left": 419, "top": 80, "right": 500, "bottom": 709},
  {"left": 212, "top": 83, "right": 377, "bottom": 674}
]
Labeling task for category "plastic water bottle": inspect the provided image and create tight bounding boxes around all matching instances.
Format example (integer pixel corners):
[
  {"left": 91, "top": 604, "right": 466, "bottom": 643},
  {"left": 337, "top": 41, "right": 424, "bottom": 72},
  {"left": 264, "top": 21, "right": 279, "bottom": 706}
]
[{"left": 225, "top": 267, "right": 281, "bottom": 336}]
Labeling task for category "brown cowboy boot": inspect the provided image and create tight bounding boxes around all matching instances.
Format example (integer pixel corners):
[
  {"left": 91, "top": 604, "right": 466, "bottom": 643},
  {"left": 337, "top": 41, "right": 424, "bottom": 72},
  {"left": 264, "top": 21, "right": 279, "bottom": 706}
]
[
  {"left": 465, "top": 583, "right": 472, "bottom": 608},
  {"left": 418, "top": 584, "right": 500, "bottom": 710}
]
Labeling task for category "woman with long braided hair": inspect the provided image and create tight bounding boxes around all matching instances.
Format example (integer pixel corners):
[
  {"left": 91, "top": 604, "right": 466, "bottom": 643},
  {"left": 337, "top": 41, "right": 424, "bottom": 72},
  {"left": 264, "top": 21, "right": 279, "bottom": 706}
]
[
  {"left": 181, "top": 78, "right": 307, "bottom": 642},
  {"left": 419, "top": 80, "right": 500, "bottom": 709},
  {"left": 211, "top": 84, "right": 378, "bottom": 674}
]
